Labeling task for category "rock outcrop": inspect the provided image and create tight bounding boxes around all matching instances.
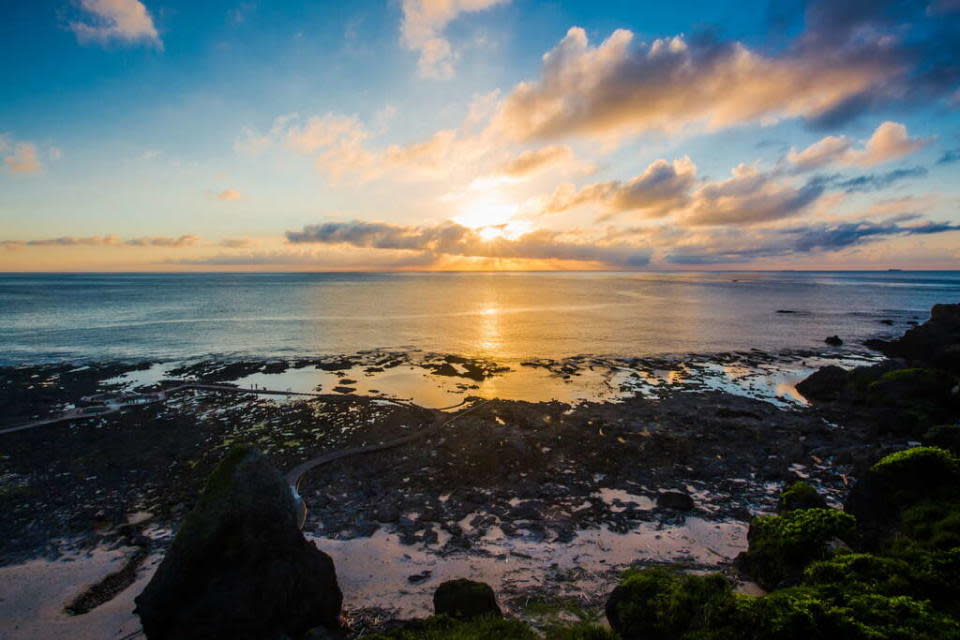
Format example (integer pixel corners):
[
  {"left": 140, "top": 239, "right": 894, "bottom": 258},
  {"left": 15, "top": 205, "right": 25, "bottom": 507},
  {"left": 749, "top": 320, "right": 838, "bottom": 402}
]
[
  {"left": 135, "top": 446, "right": 342, "bottom": 640},
  {"left": 865, "top": 303, "right": 960, "bottom": 373}
]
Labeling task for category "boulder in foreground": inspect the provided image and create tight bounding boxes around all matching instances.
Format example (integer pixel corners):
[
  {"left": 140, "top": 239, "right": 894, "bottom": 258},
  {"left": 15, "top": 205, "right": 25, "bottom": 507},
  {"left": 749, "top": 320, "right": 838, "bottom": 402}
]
[
  {"left": 135, "top": 446, "right": 342, "bottom": 640},
  {"left": 433, "top": 579, "right": 502, "bottom": 621}
]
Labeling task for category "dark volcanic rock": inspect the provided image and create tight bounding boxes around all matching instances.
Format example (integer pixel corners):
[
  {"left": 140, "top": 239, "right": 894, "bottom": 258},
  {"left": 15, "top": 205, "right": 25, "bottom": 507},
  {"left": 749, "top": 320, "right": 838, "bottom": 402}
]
[
  {"left": 135, "top": 446, "right": 342, "bottom": 640},
  {"left": 433, "top": 579, "right": 502, "bottom": 621},
  {"left": 866, "top": 303, "right": 960, "bottom": 372},
  {"left": 795, "top": 365, "right": 849, "bottom": 402},
  {"left": 374, "top": 501, "right": 401, "bottom": 523},
  {"left": 657, "top": 491, "right": 694, "bottom": 511},
  {"left": 824, "top": 335, "right": 843, "bottom": 347}
]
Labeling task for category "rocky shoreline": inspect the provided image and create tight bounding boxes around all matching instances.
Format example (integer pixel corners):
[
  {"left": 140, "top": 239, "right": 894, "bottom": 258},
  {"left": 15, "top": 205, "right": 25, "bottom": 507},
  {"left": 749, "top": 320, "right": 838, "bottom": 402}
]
[{"left": 0, "top": 305, "right": 957, "bottom": 638}]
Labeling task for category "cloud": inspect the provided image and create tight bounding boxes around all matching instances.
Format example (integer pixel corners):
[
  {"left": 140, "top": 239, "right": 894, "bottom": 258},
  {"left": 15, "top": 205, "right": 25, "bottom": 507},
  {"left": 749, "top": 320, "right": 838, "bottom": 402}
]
[
  {"left": 788, "top": 122, "right": 932, "bottom": 171},
  {"left": 3, "top": 142, "right": 42, "bottom": 174},
  {"left": 852, "top": 122, "right": 934, "bottom": 166},
  {"left": 535, "top": 158, "right": 821, "bottom": 226},
  {"left": 827, "top": 167, "right": 929, "bottom": 193},
  {"left": 937, "top": 148, "right": 960, "bottom": 165},
  {"left": 237, "top": 112, "right": 483, "bottom": 183},
  {"left": 662, "top": 217, "right": 960, "bottom": 264},
  {"left": 286, "top": 220, "right": 651, "bottom": 267},
  {"left": 538, "top": 157, "right": 697, "bottom": 219},
  {"left": 499, "top": 145, "right": 574, "bottom": 177},
  {"left": 217, "top": 189, "right": 243, "bottom": 201},
  {"left": 174, "top": 248, "right": 438, "bottom": 269},
  {"left": 489, "top": 25, "right": 898, "bottom": 142},
  {"left": 285, "top": 114, "right": 368, "bottom": 154},
  {"left": 219, "top": 237, "right": 254, "bottom": 248},
  {"left": 400, "top": 0, "right": 511, "bottom": 78},
  {"left": 685, "top": 165, "right": 824, "bottom": 226},
  {"left": 126, "top": 235, "right": 200, "bottom": 247},
  {"left": 70, "top": 0, "right": 162, "bottom": 48},
  {"left": 0, "top": 234, "right": 200, "bottom": 249}
]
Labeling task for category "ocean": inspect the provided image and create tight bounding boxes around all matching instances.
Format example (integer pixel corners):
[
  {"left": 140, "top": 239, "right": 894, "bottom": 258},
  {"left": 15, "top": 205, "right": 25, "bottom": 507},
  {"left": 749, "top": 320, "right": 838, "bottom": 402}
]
[{"left": 0, "top": 271, "right": 957, "bottom": 365}]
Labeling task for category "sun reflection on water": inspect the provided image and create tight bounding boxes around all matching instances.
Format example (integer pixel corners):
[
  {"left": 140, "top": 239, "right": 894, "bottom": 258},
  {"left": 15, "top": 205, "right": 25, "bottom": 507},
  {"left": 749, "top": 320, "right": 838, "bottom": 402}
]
[{"left": 476, "top": 305, "right": 501, "bottom": 354}]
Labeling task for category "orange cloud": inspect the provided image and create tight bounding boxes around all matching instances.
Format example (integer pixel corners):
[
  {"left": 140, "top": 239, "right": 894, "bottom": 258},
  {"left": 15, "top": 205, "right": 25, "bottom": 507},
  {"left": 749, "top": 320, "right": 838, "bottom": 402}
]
[
  {"left": 70, "top": 0, "right": 162, "bottom": 49},
  {"left": 498, "top": 145, "right": 574, "bottom": 177},
  {"left": 3, "top": 142, "right": 41, "bottom": 174},
  {"left": 490, "top": 27, "right": 898, "bottom": 142},
  {"left": 787, "top": 121, "right": 933, "bottom": 171},
  {"left": 538, "top": 157, "right": 697, "bottom": 219}
]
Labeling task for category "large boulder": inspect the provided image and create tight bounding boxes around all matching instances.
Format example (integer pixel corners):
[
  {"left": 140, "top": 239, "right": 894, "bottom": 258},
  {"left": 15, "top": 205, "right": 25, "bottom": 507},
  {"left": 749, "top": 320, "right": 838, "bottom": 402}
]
[
  {"left": 796, "top": 365, "right": 850, "bottom": 402},
  {"left": 135, "top": 446, "right": 342, "bottom": 640},
  {"left": 433, "top": 579, "right": 501, "bottom": 621}
]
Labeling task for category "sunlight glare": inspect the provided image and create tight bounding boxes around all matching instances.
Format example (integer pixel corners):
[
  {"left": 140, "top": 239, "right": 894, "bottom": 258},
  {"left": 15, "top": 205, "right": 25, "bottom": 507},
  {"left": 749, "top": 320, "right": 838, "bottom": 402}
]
[{"left": 454, "top": 196, "right": 517, "bottom": 231}]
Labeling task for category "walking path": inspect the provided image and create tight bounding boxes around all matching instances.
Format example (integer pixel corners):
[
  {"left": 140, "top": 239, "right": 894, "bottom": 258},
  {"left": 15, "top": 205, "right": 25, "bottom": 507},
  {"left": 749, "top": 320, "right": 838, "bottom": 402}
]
[{"left": 0, "top": 383, "right": 323, "bottom": 435}]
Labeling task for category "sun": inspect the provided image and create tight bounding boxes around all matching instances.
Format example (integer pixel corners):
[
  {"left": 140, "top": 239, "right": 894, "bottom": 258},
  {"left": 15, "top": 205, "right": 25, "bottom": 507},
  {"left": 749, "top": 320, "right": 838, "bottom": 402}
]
[{"left": 454, "top": 196, "right": 532, "bottom": 241}]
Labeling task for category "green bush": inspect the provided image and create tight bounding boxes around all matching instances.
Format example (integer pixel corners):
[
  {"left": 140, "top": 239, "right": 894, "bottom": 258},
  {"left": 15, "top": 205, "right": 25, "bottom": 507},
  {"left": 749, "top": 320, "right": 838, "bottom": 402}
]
[
  {"left": 365, "top": 615, "right": 536, "bottom": 640},
  {"left": 899, "top": 501, "right": 960, "bottom": 550},
  {"left": 778, "top": 481, "right": 827, "bottom": 513},
  {"left": 869, "top": 447, "right": 960, "bottom": 508},
  {"left": 739, "top": 588, "right": 960, "bottom": 639},
  {"left": 923, "top": 425, "right": 960, "bottom": 455},
  {"left": 604, "top": 568, "right": 736, "bottom": 640},
  {"left": 542, "top": 621, "right": 618, "bottom": 640},
  {"left": 739, "top": 508, "right": 856, "bottom": 589},
  {"left": 803, "top": 553, "right": 913, "bottom": 595}
]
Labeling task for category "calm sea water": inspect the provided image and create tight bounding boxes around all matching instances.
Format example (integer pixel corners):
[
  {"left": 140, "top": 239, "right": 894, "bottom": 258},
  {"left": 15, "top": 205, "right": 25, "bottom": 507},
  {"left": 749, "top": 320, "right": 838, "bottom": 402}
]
[{"left": 0, "top": 271, "right": 957, "bottom": 365}]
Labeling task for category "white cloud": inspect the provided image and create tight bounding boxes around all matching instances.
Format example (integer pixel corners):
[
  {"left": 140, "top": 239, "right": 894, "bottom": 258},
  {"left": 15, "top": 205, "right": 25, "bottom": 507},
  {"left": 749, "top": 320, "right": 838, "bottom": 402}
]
[
  {"left": 70, "top": 0, "right": 162, "bottom": 49},
  {"left": 400, "top": 0, "right": 511, "bottom": 78}
]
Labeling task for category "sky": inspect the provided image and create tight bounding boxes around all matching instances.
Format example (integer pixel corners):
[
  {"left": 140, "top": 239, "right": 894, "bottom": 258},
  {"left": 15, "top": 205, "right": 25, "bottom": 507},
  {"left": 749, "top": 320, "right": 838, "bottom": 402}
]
[{"left": 1, "top": 0, "right": 959, "bottom": 271}]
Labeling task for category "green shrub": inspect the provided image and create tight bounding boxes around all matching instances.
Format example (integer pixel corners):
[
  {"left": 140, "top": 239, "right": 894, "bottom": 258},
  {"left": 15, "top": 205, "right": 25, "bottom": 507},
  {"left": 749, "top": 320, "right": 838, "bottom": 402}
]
[
  {"left": 923, "top": 425, "right": 960, "bottom": 455},
  {"left": 604, "top": 568, "right": 736, "bottom": 640},
  {"left": 365, "top": 615, "right": 536, "bottom": 640},
  {"left": 868, "top": 447, "right": 960, "bottom": 507},
  {"left": 739, "top": 508, "right": 856, "bottom": 589},
  {"left": 834, "top": 593, "right": 960, "bottom": 640},
  {"left": 732, "top": 588, "right": 960, "bottom": 640},
  {"left": 899, "top": 501, "right": 960, "bottom": 550},
  {"left": 871, "top": 446, "right": 959, "bottom": 476},
  {"left": 803, "top": 553, "right": 913, "bottom": 596},
  {"left": 778, "top": 481, "right": 827, "bottom": 513},
  {"left": 542, "top": 621, "right": 618, "bottom": 640}
]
